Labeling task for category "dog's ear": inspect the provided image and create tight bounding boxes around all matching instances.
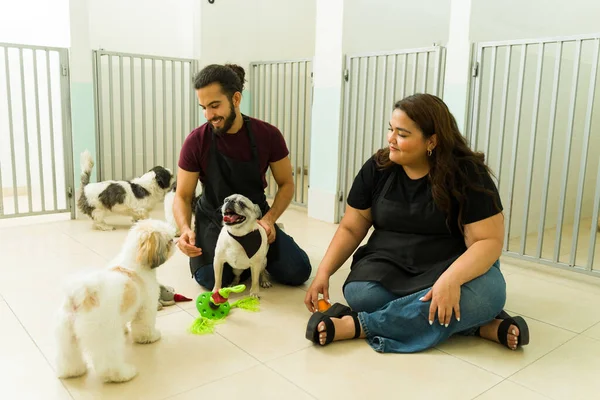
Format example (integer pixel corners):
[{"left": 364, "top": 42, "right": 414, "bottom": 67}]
[
  {"left": 151, "top": 167, "right": 172, "bottom": 190},
  {"left": 254, "top": 204, "right": 262, "bottom": 219},
  {"left": 136, "top": 231, "right": 167, "bottom": 269}
]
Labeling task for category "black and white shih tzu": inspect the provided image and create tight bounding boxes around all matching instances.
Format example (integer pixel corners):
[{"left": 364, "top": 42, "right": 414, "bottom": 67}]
[
  {"left": 213, "top": 194, "right": 272, "bottom": 298},
  {"left": 77, "top": 150, "right": 174, "bottom": 231},
  {"left": 163, "top": 181, "right": 201, "bottom": 236}
]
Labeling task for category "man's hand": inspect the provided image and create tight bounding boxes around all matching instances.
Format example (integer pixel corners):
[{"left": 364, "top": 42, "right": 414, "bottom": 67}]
[
  {"left": 258, "top": 218, "right": 276, "bottom": 244},
  {"left": 177, "top": 228, "right": 202, "bottom": 257}
]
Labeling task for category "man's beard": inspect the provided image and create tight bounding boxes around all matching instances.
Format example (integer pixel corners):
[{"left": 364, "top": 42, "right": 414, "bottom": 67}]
[{"left": 211, "top": 102, "right": 237, "bottom": 135}]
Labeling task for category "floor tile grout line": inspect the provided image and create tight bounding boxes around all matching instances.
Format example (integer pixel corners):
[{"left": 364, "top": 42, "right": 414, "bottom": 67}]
[
  {"left": 262, "top": 362, "right": 319, "bottom": 399},
  {"left": 581, "top": 332, "right": 600, "bottom": 342},
  {"left": 507, "top": 270, "right": 600, "bottom": 295},
  {"left": 60, "top": 230, "right": 110, "bottom": 261},
  {"left": 503, "top": 334, "right": 580, "bottom": 384},
  {"left": 180, "top": 307, "right": 264, "bottom": 363},
  {"left": 438, "top": 320, "right": 581, "bottom": 383},
  {"left": 469, "top": 379, "right": 509, "bottom": 400},
  {"left": 3, "top": 300, "right": 76, "bottom": 400},
  {"left": 504, "top": 379, "right": 555, "bottom": 400},
  {"left": 435, "top": 347, "right": 507, "bottom": 380},
  {"left": 504, "top": 309, "right": 594, "bottom": 335},
  {"left": 159, "top": 363, "right": 260, "bottom": 400}
]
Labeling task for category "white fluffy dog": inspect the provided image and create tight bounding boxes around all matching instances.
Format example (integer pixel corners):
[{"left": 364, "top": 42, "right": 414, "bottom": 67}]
[
  {"left": 77, "top": 150, "right": 174, "bottom": 231},
  {"left": 163, "top": 181, "right": 201, "bottom": 236},
  {"left": 213, "top": 194, "right": 271, "bottom": 298},
  {"left": 54, "top": 219, "right": 176, "bottom": 383}
]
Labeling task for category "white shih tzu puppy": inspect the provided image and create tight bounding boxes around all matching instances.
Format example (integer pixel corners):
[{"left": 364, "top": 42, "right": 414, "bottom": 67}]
[
  {"left": 213, "top": 194, "right": 271, "bottom": 298},
  {"left": 77, "top": 150, "right": 174, "bottom": 231},
  {"left": 54, "top": 219, "right": 176, "bottom": 383},
  {"left": 163, "top": 181, "right": 201, "bottom": 236}
]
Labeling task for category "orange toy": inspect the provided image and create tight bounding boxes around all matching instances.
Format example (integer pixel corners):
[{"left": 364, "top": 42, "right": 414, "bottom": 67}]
[{"left": 317, "top": 299, "right": 331, "bottom": 312}]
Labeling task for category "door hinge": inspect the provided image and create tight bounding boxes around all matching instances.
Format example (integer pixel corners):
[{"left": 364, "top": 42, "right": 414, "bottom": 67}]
[
  {"left": 67, "top": 187, "right": 73, "bottom": 198},
  {"left": 344, "top": 69, "right": 349, "bottom": 82},
  {"left": 338, "top": 191, "right": 344, "bottom": 202},
  {"left": 471, "top": 61, "right": 479, "bottom": 78},
  {"left": 62, "top": 64, "right": 69, "bottom": 76}
]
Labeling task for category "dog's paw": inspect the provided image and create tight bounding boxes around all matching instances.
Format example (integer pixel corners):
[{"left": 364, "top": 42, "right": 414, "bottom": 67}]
[
  {"left": 94, "top": 223, "right": 115, "bottom": 231},
  {"left": 260, "top": 279, "right": 272, "bottom": 289},
  {"left": 56, "top": 362, "right": 88, "bottom": 379},
  {"left": 134, "top": 329, "right": 161, "bottom": 344},
  {"left": 102, "top": 364, "right": 138, "bottom": 383},
  {"left": 259, "top": 271, "right": 272, "bottom": 289},
  {"left": 249, "top": 292, "right": 261, "bottom": 299}
]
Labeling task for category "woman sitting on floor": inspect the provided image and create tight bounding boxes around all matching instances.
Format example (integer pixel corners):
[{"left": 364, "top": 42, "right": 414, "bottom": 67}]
[{"left": 304, "top": 93, "right": 529, "bottom": 353}]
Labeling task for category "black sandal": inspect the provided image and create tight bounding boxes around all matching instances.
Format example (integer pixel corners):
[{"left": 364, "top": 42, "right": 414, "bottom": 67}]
[
  {"left": 476, "top": 310, "right": 530, "bottom": 349},
  {"left": 305, "top": 303, "right": 361, "bottom": 346}
]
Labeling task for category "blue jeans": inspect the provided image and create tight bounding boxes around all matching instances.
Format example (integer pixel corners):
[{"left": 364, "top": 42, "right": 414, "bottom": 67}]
[
  {"left": 194, "top": 224, "right": 312, "bottom": 288},
  {"left": 343, "top": 260, "right": 506, "bottom": 353}
]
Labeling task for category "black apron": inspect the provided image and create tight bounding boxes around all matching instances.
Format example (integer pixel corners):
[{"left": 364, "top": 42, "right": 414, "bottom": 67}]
[
  {"left": 343, "top": 167, "right": 467, "bottom": 296},
  {"left": 191, "top": 115, "right": 269, "bottom": 276}
]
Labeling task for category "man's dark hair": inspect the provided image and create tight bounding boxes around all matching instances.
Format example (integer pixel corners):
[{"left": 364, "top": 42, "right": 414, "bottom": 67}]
[{"left": 193, "top": 64, "right": 246, "bottom": 99}]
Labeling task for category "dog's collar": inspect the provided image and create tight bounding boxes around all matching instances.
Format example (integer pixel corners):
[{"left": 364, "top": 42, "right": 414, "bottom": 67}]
[{"left": 228, "top": 229, "right": 262, "bottom": 259}]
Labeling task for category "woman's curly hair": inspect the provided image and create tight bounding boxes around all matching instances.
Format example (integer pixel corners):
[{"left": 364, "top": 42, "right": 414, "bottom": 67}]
[{"left": 375, "top": 93, "right": 501, "bottom": 233}]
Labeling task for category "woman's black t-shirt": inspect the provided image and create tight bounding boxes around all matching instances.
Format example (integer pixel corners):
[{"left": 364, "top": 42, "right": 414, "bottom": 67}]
[{"left": 343, "top": 156, "right": 503, "bottom": 296}]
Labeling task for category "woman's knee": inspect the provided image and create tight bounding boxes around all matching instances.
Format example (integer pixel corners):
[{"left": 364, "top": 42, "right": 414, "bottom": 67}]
[
  {"left": 343, "top": 281, "right": 398, "bottom": 313},
  {"left": 460, "top": 263, "right": 506, "bottom": 319}
]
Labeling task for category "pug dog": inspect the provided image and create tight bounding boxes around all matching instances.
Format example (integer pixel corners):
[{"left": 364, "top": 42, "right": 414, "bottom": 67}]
[{"left": 213, "top": 194, "right": 271, "bottom": 298}]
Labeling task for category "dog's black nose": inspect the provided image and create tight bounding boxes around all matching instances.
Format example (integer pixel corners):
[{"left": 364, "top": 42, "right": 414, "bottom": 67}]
[{"left": 225, "top": 200, "right": 236, "bottom": 210}]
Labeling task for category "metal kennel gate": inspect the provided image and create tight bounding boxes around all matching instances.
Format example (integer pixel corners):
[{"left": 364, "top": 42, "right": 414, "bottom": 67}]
[
  {"left": 249, "top": 59, "right": 313, "bottom": 207},
  {"left": 93, "top": 50, "right": 199, "bottom": 181},
  {"left": 337, "top": 46, "right": 446, "bottom": 220},
  {"left": 467, "top": 33, "right": 600, "bottom": 276},
  {"left": 0, "top": 42, "right": 75, "bottom": 219}
]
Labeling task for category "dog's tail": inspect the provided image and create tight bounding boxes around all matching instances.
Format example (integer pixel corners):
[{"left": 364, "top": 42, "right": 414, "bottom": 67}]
[
  {"left": 67, "top": 283, "right": 100, "bottom": 314},
  {"left": 80, "top": 150, "right": 95, "bottom": 188}
]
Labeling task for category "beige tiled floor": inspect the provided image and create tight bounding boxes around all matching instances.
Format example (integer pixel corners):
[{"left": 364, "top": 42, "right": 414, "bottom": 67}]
[{"left": 2, "top": 205, "right": 600, "bottom": 399}]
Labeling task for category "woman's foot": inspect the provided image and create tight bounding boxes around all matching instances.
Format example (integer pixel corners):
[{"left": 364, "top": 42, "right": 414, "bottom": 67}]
[
  {"left": 478, "top": 318, "right": 520, "bottom": 350},
  {"left": 317, "top": 315, "right": 366, "bottom": 345}
]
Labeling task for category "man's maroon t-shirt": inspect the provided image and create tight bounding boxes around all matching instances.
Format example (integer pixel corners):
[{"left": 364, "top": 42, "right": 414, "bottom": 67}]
[{"left": 178, "top": 117, "right": 289, "bottom": 188}]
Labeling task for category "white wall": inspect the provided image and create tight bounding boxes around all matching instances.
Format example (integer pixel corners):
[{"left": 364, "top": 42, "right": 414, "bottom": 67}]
[
  {"left": 342, "top": 0, "right": 451, "bottom": 55},
  {"left": 88, "top": 0, "right": 195, "bottom": 59},
  {"left": 0, "top": 0, "right": 70, "bottom": 48},
  {"left": 470, "top": 0, "right": 600, "bottom": 42},
  {"left": 200, "top": 0, "right": 316, "bottom": 68}
]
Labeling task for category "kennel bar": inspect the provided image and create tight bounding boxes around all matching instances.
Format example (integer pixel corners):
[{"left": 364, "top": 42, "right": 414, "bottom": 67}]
[
  {"left": 337, "top": 45, "right": 446, "bottom": 221},
  {"left": 0, "top": 42, "right": 75, "bottom": 219},
  {"left": 93, "top": 50, "right": 199, "bottom": 182},
  {"left": 554, "top": 40, "right": 582, "bottom": 263},
  {"left": 18, "top": 48, "right": 34, "bottom": 213},
  {"left": 249, "top": 58, "right": 313, "bottom": 207},
  {"left": 573, "top": 39, "right": 600, "bottom": 270},
  {"left": 467, "top": 33, "right": 600, "bottom": 276},
  {"left": 519, "top": 43, "right": 545, "bottom": 256},
  {"left": 536, "top": 42, "right": 563, "bottom": 259}
]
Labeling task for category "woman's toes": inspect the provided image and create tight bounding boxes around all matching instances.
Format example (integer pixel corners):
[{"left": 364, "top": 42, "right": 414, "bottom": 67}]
[{"left": 318, "top": 322, "right": 327, "bottom": 345}]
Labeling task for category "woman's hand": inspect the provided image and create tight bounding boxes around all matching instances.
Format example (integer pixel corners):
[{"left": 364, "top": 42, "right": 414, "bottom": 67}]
[
  {"left": 304, "top": 272, "right": 330, "bottom": 313},
  {"left": 420, "top": 274, "right": 461, "bottom": 327}
]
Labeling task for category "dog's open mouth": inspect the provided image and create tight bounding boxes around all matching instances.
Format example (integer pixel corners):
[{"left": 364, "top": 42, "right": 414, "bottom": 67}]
[{"left": 223, "top": 209, "right": 246, "bottom": 225}]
